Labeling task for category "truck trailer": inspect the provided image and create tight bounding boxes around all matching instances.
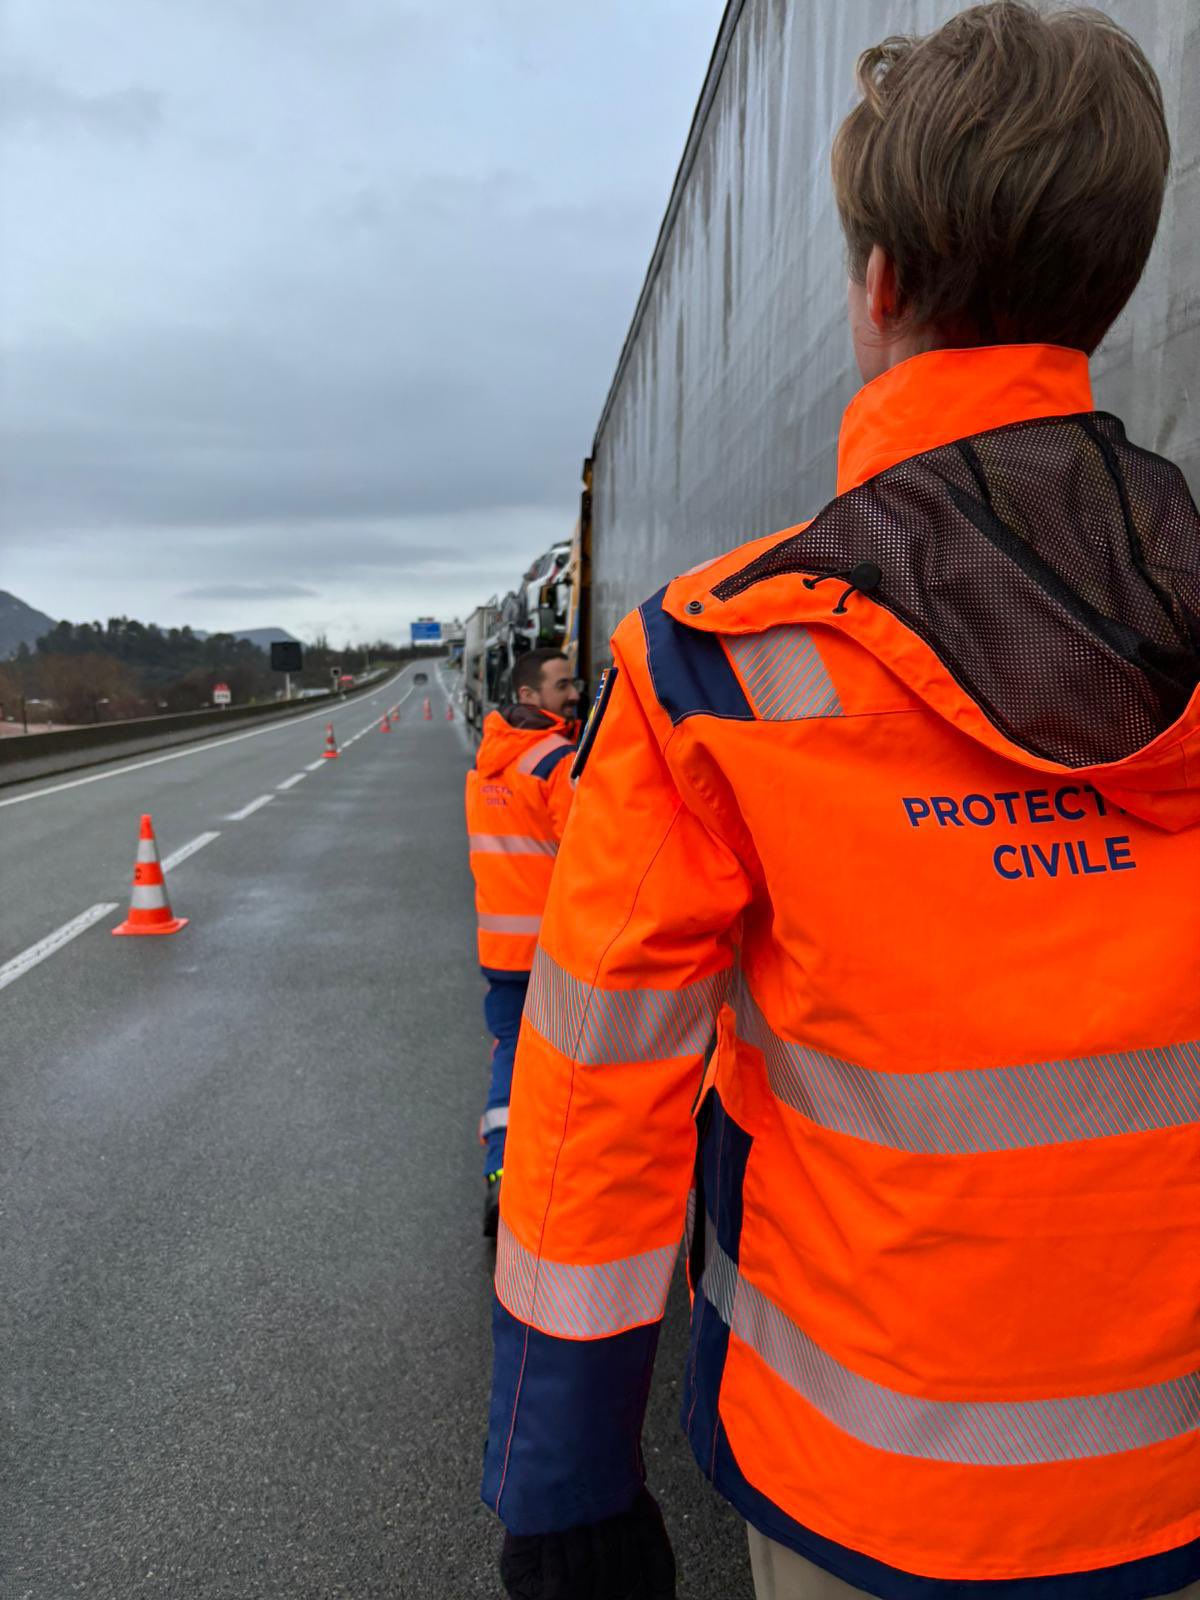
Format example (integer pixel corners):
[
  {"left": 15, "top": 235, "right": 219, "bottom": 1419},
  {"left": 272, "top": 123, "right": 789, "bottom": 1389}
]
[{"left": 469, "top": 0, "right": 1199, "bottom": 701}]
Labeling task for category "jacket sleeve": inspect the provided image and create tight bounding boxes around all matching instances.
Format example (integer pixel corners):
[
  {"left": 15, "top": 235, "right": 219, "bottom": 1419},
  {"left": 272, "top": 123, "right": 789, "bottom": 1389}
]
[{"left": 482, "top": 613, "right": 752, "bottom": 1535}]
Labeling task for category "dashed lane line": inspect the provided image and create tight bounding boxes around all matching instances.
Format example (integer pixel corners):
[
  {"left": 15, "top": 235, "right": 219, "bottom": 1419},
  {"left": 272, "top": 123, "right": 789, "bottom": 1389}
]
[
  {"left": 0, "top": 675, "right": 407, "bottom": 810},
  {"left": 225, "top": 794, "right": 274, "bottom": 822},
  {"left": 277, "top": 772, "right": 307, "bottom": 790},
  {"left": 0, "top": 903, "right": 120, "bottom": 993},
  {"left": 0, "top": 677, "right": 420, "bottom": 995},
  {"left": 160, "top": 831, "right": 221, "bottom": 872}
]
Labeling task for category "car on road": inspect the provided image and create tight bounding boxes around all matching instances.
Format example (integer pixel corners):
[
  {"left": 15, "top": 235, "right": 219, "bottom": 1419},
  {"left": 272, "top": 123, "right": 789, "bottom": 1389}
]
[{"left": 414, "top": 671, "right": 428, "bottom": 685}]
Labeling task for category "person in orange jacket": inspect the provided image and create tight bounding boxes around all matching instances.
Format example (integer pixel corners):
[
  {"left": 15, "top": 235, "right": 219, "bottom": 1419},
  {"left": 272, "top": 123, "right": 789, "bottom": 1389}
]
[
  {"left": 465, "top": 647, "right": 579, "bottom": 1237},
  {"left": 484, "top": 6, "right": 1200, "bottom": 1600}
]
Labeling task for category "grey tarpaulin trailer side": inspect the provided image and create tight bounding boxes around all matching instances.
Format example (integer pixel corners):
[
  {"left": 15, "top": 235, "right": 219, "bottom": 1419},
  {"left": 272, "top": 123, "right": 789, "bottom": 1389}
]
[{"left": 581, "top": 0, "right": 1200, "bottom": 679}]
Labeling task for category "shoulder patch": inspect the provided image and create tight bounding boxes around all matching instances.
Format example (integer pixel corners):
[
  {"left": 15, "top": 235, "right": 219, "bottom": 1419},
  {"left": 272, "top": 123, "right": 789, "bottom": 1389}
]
[
  {"left": 570, "top": 666, "right": 618, "bottom": 782},
  {"left": 639, "top": 586, "right": 753, "bottom": 724}
]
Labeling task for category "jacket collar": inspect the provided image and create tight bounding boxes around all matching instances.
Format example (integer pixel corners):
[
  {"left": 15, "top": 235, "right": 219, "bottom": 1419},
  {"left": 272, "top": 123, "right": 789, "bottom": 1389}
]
[
  {"left": 836, "top": 344, "right": 1093, "bottom": 494},
  {"left": 500, "top": 703, "right": 565, "bottom": 733}
]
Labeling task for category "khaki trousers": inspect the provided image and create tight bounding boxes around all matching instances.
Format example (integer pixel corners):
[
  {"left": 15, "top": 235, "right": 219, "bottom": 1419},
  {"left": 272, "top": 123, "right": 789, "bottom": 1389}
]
[{"left": 747, "top": 1529, "right": 1200, "bottom": 1600}]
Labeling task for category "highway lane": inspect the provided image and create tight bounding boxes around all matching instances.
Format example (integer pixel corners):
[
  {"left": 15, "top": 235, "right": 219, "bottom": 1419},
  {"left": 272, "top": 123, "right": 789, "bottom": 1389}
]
[
  {"left": 0, "top": 669, "right": 412, "bottom": 971},
  {"left": 1, "top": 666, "right": 751, "bottom": 1598}
]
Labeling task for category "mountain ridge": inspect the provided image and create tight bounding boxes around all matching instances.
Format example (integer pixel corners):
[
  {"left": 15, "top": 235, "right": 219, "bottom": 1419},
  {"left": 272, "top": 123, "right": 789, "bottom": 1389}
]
[
  {"left": 0, "top": 591, "right": 59, "bottom": 658},
  {"left": 0, "top": 592, "right": 300, "bottom": 657}
]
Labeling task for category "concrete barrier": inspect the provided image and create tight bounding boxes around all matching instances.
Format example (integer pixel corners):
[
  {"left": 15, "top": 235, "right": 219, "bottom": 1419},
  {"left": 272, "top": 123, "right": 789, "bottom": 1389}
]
[{"left": 0, "top": 671, "right": 398, "bottom": 790}]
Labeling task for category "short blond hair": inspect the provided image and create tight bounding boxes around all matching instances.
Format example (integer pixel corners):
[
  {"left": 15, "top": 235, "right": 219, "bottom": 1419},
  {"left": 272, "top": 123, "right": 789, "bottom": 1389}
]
[{"left": 831, "top": 1, "right": 1169, "bottom": 353}]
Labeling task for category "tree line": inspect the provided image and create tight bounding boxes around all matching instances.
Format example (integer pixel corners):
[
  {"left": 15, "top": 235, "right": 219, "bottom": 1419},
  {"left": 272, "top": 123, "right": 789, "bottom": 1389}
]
[{"left": 0, "top": 618, "right": 415, "bottom": 727}]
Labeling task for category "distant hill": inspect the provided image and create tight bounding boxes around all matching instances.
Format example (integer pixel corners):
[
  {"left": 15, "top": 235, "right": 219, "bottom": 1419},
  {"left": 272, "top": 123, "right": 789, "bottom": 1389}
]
[
  {"left": 0, "top": 595, "right": 300, "bottom": 659},
  {"left": 193, "top": 627, "right": 299, "bottom": 648},
  {"left": 233, "top": 627, "right": 299, "bottom": 648},
  {"left": 0, "top": 591, "right": 58, "bottom": 658}
]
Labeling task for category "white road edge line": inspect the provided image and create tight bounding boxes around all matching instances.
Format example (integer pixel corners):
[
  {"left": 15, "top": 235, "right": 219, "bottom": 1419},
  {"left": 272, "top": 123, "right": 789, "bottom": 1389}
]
[
  {"left": 277, "top": 772, "right": 307, "bottom": 790},
  {"left": 305, "top": 759, "right": 326, "bottom": 771},
  {"left": 0, "top": 903, "right": 120, "bottom": 994},
  {"left": 436, "top": 665, "right": 472, "bottom": 754},
  {"left": 0, "top": 669, "right": 411, "bottom": 810},
  {"left": 225, "top": 794, "right": 274, "bottom": 822},
  {"left": 356, "top": 683, "right": 416, "bottom": 740},
  {"left": 160, "top": 831, "right": 221, "bottom": 872}
]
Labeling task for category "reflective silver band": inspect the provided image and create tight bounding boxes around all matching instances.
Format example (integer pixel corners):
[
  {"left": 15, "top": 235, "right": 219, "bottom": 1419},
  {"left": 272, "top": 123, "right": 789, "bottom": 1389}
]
[
  {"left": 725, "top": 627, "right": 841, "bottom": 721},
  {"left": 516, "top": 734, "right": 572, "bottom": 776},
  {"left": 136, "top": 839, "right": 161, "bottom": 864},
  {"left": 469, "top": 833, "right": 558, "bottom": 856},
  {"left": 526, "top": 947, "right": 729, "bottom": 1065},
  {"left": 478, "top": 913, "right": 542, "bottom": 935},
  {"left": 130, "top": 884, "right": 168, "bottom": 910},
  {"left": 701, "top": 1231, "right": 1200, "bottom": 1464},
  {"left": 480, "top": 1106, "right": 509, "bottom": 1135},
  {"left": 496, "top": 1219, "right": 679, "bottom": 1339},
  {"left": 737, "top": 980, "right": 1200, "bottom": 1153}
]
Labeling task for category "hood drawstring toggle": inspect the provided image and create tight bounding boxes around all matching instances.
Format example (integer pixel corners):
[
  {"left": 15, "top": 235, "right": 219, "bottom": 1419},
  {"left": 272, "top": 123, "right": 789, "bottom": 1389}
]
[{"left": 803, "top": 560, "right": 883, "bottom": 616}]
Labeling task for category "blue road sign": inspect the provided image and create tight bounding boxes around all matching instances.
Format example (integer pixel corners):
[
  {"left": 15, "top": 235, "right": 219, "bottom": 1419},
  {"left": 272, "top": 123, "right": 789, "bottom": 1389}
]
[{"left": 410, "top": 620, "right": 442, "bottom": 644}]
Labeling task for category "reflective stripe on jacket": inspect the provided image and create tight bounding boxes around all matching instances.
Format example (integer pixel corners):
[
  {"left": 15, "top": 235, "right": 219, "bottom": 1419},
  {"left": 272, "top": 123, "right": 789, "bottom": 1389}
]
[
  {"left": 465, "top": 708, "right": 576, "bottom": 972},
  {"left": 483, "top": 346, "right": 1200, "bottom": 1598}
]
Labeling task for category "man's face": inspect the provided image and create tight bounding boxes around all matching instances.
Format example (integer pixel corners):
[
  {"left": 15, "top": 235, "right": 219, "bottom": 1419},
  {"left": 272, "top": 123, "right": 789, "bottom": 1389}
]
[{"left": 531, "top": 659, "right": 580, "bottom": 719}]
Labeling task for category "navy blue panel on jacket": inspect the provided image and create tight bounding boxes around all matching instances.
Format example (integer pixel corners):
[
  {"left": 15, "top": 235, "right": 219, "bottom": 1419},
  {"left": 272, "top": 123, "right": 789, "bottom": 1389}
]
[
  {"left": 483, "top": 1297, "right": 661, "bottom": 1535},
  {"left": 530, "top": 741, "right": 575, "bottom": 780},
  {"left": 681, "top": 1092, "right": 752, "bottom": 1476},
  {"left": 638, "top": 586, "right": 753, "bottom": 724}
]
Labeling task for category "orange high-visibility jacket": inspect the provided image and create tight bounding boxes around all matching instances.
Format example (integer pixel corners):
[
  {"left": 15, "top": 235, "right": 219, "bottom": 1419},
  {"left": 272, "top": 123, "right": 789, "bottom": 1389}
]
[
  {"left": 483, "top": 347, "right": 1200, "bottom": 1599},
  {"left": 465, "top": 707, "right": 576, "bottom": 973}
]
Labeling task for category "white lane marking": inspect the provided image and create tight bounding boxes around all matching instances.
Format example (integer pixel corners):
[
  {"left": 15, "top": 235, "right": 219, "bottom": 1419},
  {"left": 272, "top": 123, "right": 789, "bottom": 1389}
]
[
  {"left": 436, "top": 665, "right": 472, "bottom": 753},
  {"left": 0, "top": 903, "right": 120, "bottom": 993},
  {"left": 160, "top": 831, "right": 220, "bottom": 872},
  {"left": 225, "top": 794, "right": 274, "bottom": 821},
  {"left": 277, "top": 772, "right": 307, "bottom": 790},
  {"left": 0, "top": 669, "right": 411, "bottom": 810},
  {"left": 305, "top": 759, "right": 325, "bottom": 771}
]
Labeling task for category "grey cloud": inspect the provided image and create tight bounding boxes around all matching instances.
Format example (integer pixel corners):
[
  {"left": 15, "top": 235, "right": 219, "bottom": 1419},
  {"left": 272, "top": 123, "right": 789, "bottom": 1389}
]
[
  {"left": 0, "top": 72, "right": 163, "bottom": 141},
  {"left": 0, "top": 0, "right": 727, "bottom": 633},
  {"left": 177, "top": 582, "right": 319, "bottom": 600}
]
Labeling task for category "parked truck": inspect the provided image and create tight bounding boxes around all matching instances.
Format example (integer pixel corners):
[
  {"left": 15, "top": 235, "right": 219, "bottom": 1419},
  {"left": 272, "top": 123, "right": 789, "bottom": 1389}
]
[
  {"left": 460, "top": 532, "right": 581, "bottom": 730},
  {"left": 467, "top": 0, "right": 1199, "bottom": 705}
]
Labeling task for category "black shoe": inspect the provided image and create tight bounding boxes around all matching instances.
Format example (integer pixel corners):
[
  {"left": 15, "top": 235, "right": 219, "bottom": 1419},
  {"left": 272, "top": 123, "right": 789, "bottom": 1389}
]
[{"left": 483, "top": 1169, "right": 502, "bottom": 1239}]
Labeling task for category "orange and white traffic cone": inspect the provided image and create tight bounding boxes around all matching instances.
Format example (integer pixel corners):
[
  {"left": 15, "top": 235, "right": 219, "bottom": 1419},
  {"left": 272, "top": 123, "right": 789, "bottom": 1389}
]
[
  {"left": 380, "top": 716, "right": 390, "bottom": 734},
  {"left": 423, "top": 697, "right": 432, "bottom": 721},
  {"left": 445, "top": 703, "right": 455, "bottom": 721},
  {"left": 322, "top": 723, "right": 340, "bottom": 759},
  {"left": 112, "top": 815, "right": 188, "bottom": 937}
]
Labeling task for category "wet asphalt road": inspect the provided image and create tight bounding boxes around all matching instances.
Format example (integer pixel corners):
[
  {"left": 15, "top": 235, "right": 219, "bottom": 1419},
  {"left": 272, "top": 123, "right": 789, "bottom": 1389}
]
[{"left": 1, "top": 666, "right": 751, "bottom": 1598}]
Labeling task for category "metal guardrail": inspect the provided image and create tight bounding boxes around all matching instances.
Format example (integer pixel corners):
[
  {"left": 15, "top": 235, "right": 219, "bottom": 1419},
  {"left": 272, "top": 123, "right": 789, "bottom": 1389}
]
[{"left": 0, "top": 669, "right": 398, "bottom": 790}]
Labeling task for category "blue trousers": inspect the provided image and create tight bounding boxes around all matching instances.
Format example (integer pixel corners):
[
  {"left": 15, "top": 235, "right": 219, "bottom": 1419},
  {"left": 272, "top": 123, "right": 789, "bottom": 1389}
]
[{"left": 481, "top": 970, "right": 529, "bottom": 1176}]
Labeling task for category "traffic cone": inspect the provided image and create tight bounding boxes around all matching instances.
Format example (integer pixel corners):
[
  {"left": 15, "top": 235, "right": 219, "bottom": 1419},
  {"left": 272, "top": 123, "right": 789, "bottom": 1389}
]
[
  {"left": 445, "top": 703, "right": 455, "bottom": 721},
  {"left": 112, "top": 815, "right": 188, "bottom": 936},
  {"left": 322, "top": 723, "right": 340, "bottom": 759},
  {"left": 380, "top": 716, "right": 390, "bottom": 734},
  {"left": 423, "top": 697, "right": 432, "bottom": 721}
]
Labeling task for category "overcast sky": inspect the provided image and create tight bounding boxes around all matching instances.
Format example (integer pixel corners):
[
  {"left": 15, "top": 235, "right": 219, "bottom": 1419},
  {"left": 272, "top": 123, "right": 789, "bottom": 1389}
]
[{"left": 0, "top": 0, "right": 726, "bottom": 643}]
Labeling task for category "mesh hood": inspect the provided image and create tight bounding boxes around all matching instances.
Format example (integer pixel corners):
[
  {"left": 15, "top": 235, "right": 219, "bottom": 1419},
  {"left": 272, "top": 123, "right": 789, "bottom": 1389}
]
[{"left": 713, "top": 414, "right": 1200, "bottom": 767}]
